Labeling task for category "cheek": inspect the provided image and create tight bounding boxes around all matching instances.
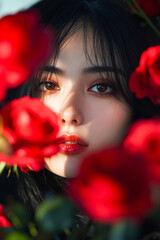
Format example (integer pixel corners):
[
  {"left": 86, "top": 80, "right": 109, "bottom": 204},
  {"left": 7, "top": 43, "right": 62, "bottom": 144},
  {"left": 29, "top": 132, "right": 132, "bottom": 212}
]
[
  {"left": 87, "top": 100, "right": 132, "bottom": 148},
  {"left": 42, "top": 95, "right": 61, "bottom": 114}
]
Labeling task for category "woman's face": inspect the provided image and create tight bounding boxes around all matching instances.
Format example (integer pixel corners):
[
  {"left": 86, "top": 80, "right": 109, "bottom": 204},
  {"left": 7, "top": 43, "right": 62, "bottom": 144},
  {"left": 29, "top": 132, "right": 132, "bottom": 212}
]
[{"left": 38, "top": 29, "right": 132, "bottom": 177}]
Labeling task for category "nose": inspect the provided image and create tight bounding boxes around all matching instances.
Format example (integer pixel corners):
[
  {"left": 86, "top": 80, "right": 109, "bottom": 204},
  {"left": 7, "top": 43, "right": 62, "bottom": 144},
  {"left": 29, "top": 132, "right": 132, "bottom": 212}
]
[{"left": 59, "top": 105, "right": 83, "bottom": 126}]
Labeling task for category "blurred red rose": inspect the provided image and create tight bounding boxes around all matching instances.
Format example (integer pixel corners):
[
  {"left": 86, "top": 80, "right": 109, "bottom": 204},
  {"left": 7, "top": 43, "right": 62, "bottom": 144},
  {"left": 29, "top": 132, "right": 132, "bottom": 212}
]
[
  {"left": 68, "top": 147, "right": 152, "bottom": 223},
  {"left": 0, "top": 96, "right": 59, "bottom": 171},
  {"left": 0, "top": 10, "right": 55, "bottom": 101},
  {"left": 124, "top": 118, "right": 160, "bottom": 182},
  {"left": 129, "top": 46, "right": 160, "bottom": 104},
  {"left": 134, "top": 0, "right": 160, "bottom": 19},
  {"left": 0, "top": 204, "right": 12, "bottom": 237},
  {"left": 0, "top": 205, "right": 12, "bottom": 227}
]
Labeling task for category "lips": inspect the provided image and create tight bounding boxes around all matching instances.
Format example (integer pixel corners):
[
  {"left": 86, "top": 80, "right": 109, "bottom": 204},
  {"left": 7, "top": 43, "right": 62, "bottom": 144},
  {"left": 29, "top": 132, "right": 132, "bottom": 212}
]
[{"left": 56, "top": 133, "right": 88, "bottom": 155}]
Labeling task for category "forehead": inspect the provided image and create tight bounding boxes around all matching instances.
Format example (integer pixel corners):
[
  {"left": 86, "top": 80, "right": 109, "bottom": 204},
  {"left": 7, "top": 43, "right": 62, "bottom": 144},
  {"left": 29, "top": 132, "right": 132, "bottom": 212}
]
[
  {"left": 55, "top": 27, "right": 97, "bottom": 70},
  {"left": 53, "top": 26, "right": 125, "bottom": 82}
]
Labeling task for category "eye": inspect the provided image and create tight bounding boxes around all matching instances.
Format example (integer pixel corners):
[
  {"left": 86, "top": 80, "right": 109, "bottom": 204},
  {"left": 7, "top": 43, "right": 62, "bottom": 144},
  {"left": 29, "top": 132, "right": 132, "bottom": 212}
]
[
  {"left": 39, "top": 81, "right": 60, "bottom": 91},
  {"left": 89, "top": 83, "right": 113, "bottom": 95}
]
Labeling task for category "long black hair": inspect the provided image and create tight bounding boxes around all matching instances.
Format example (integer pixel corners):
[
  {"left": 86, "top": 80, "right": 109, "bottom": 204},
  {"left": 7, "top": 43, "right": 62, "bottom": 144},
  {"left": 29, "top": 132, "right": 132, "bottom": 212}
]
[{"left": 19, "top": 0, "right": 160, "bottom": 213}]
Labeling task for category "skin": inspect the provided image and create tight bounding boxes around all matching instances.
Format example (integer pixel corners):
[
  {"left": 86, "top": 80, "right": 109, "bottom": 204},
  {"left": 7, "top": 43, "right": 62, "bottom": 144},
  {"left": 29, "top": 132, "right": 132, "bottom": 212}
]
[{"left": 38, "top": 29, "right": 132, "bottom": 178}]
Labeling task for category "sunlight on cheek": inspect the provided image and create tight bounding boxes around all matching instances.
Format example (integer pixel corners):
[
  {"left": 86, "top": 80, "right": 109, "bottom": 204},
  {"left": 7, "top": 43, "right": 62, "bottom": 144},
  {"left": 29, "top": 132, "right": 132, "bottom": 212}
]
[
  {"left": 43, "top": 95, "right": 60, "bottom": 114},
  {"left": 87, "top": 103, "right": 132, "bottom": 149}
]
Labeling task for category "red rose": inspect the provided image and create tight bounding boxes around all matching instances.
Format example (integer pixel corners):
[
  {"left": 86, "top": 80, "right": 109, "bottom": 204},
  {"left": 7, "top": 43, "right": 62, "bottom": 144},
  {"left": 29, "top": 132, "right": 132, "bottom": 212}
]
[
  {"left": 0, "top": 205, "right": 12, "bottom": 227},
  {"left": 0, "top": 10, "right": 55, "bottom": 101},
  {"left": 135, "top": 0, "right": 160, "bottom": 19},
  {"left": 0, "top": 205, "right": 12, "bottom": 237},
  {"left": 0, "top": 96, "right": 59, "bottom": 171},
  {"left": 68, "top": 147, "right": 152, "bottom": 223},
  {"left": 124, "top": 118, "right": 160, "bottom": 182},
  {"left": 129, "top": 46, "right": 160, "bottom": 104}
]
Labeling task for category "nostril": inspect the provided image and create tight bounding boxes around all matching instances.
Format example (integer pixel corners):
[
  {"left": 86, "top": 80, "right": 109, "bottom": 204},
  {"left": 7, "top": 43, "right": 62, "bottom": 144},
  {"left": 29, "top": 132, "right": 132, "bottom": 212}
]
[
  {"left": 60, "top": 116, "right": 81, "bottom": 125},
  {"left": 72, "top": 119, "right": 77, "bottom": 124}
]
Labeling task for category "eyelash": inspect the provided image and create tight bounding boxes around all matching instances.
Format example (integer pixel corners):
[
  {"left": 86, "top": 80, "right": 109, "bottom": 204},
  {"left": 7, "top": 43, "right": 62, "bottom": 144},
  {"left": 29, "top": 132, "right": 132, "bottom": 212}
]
[
  {"left": 38, "top": 80, "right": 114, "bottom": 96},
  {"left": 88, "top": 82, "right": 113, "bottom": 95},
  {"left": 39, "top": 81, "right": 60, "bottom": 91}
]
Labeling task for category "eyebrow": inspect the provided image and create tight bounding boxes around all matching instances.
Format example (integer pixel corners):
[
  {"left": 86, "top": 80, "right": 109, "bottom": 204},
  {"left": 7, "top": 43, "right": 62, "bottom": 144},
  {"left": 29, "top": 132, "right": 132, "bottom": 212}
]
[
  {"left": 41, "top": 65, "right": 125, "bottom": 76},
  {"left": 41, "top": 66, "right": 65, "bottom": 75},
  {"left": 82, "top": 66, "right": 118, "bottom": 74}
]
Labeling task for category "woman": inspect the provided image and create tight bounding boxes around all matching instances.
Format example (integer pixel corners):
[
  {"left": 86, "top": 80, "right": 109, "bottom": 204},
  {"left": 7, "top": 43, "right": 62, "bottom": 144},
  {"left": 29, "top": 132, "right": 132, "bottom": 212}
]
[{"left": 19, "top": 0, "right": 160, "bottom": 213}]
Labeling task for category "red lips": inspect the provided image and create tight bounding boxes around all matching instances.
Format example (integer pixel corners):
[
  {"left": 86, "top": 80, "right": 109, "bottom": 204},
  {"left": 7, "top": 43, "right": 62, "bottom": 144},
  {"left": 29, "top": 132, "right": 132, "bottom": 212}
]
[{"left": 57, "top": 133, "right": 88, "bottom": 155}]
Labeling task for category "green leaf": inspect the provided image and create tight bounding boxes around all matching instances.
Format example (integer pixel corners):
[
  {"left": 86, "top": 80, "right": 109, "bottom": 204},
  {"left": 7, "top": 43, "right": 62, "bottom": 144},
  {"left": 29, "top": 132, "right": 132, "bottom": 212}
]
[
  {"left": 67, "top": 219, "right": 93, "bottom": 240},
  {"left": 5, "top": 231, "right": 31, "bottom": 240},
  {"left": 35, "top": 196, "right": 77, "bottom": 233},
  {"left": 91, "top": 223, "right": 111, "bottom": 240},
  {"left": 13, "top": 165, "right": 19, "bottom": 178},
  {"left": 6, "top": 203, "right": 29, "bottom": 229},
  {"left": 1, "top": 227, "right": 14, "bottom": 236},
  {"left": 108, "top": 221, "right": 140, "bottom": 240},
  {"left": 0, "top": 162, "right": 6, "bottom": 174},
  {"left": 7, "top": 167, "right": 11, "bottom": 178}
]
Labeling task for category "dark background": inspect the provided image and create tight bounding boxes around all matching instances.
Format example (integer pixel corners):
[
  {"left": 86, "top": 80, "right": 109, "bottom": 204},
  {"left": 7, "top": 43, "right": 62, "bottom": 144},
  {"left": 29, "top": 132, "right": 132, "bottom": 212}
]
[{"left": 0, "top": 87, "right": 21, "bottom": 204}]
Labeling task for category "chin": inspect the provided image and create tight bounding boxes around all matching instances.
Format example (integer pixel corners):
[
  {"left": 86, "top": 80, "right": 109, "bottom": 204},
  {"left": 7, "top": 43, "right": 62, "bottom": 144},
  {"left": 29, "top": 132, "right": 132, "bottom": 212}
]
[{"left": 44, "top": 153, "right": 83, "bottom": 178}]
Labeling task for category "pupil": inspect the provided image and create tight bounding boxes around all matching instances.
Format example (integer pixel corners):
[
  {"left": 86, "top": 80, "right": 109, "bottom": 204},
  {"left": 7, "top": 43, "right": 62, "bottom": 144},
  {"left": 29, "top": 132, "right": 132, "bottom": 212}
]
[
  {"left": 97, "top": 84, "right": 107, "bottom": 92},
  {"left": 46, "top": 82, "right": 54, "bottom": 90}
]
